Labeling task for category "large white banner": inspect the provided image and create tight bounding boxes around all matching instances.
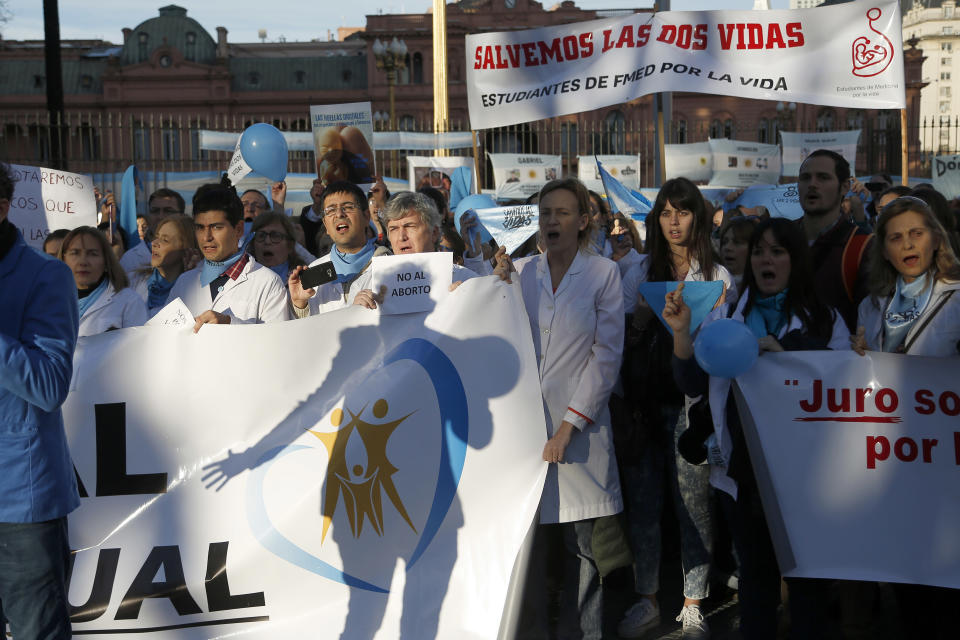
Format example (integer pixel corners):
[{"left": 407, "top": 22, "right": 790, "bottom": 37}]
[
  {"left": 707, "top": 139, "right": 782, "bottom": 187},
  {"left": 63, "top": 279, "right": 547, "bottom": 638},
  {"left": 466, "top": 2, "right": 905, "bottom": 130},
  {"left": 7, "top": 164, "right": 97, "bottom": 248},
  {"left": 735, "top": 351, "right": 960, "bottom": 589},
  {"left": 780, "top": 130, "right": 861, "bottom": 177},
  {"left": 932, "top": 154, "right": 960, "bottom": 200},
  {"left": 577, "top": 155, "right": 641, "bottom": 192},
  {"left": 665, "top": 142, "right": 713, "bottom": 182},
  {"left": 488, "top": 153, "right": 562, "bottom": 200}
]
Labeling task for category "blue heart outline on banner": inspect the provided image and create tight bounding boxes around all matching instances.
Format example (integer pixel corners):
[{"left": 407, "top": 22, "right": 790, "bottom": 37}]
[{"left": 246, "top": 338, "right": 469, "bottom": 593}]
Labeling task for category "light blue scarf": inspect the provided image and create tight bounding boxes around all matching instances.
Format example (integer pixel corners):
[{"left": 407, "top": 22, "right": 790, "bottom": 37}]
[
  {"left": 77, "top": 277, "right": 109, "bottom": 317},
  {"left": 745, "top": 290, "right": 789, "bottom": 339},
  {"left": 883, "top": 273, "right": 934, "bottom": 352},
  {"left": 329, "top": 239, "right": 376, "bottom": 285},
  {"left": 200, "top": 251, "right": 244, "bottom": 287},
  {"left": 268, "top": 261, "right": 290, "bottom": 282},
  {"left": 146, "top": 269, "right": 175, "bottom": 309}
]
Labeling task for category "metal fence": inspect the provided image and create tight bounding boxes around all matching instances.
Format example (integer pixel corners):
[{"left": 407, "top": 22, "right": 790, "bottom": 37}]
[{"left": 1, "top": 110, "right": 956, "bottom": 191}]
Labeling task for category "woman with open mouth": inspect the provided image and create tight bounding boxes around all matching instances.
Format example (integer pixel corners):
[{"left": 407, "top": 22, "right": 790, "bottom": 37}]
[
  {"left": 60, "top": 226, "right": 146, "bottom": 337},
  {"left": 250, "top": 213, "right": 306, "bottom": 283},
  {"left": 665, "top": 217, "right": 848, "bottom": 639},
  {"left": 617, "top": 177, "right": 733, "bottom": 640},
  {"left": 852, "top": 195, "right": 960, "bottom": 357}
]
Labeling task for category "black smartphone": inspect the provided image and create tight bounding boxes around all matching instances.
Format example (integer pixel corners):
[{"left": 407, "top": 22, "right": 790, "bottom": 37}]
[{"left": 299, "top": 263, "right": 338, "bottom": 289}]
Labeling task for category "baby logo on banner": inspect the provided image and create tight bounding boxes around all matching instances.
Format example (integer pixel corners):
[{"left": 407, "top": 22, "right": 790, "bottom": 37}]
[
  {"left": 6, "top": 164, "right": 97, "bottom": 248},
  {"left": 370, "top": 252, "right": 453, "bottom": 314},
  {"left": 473, "top": 205, "right": 539, "bottom": 254},
  {"left": 638, "top": 281, "right": 725, "bottom": 336}
]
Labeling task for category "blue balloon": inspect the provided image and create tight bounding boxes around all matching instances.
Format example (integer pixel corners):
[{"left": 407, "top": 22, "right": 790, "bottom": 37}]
[
  {"left": 693, "top": 319, "right": 759, "bottom": 378},
  {"left": 239, "top": 123, "right": 288, "bottom": 182}
]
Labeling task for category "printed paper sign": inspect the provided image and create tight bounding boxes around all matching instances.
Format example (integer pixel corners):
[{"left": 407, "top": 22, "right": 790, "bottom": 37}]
[
  {"left": 370, "top": 252, "right": 453, "bottom": 315},
  {"left": 6, "top": 164, "right": 97, "bottom": 248},
  {"left": 488, "top": 153, "right": 562, "bottom": 200},
  {"left": 732, "top": 183, "right": 804, "bottom": 220},
  {"left": 735, "top": 351, "right": 960, "bottom": 589},
  {"left": 145, "top": 297, "right": 193, "bottom": 327},
  {"left": 665, "top": 142, "right": 713, "bottom": 183},
  {"left": 63, "top": 279, "right": 547, "bottom": 638},
  {"left": 227, "top": 136, "right": 253, "bottom": 184},
  {"left": 932, "top": 154, "right": 960, "bottom": 200},
  {"left": 707, "top": 139, "right": 781, "bottom": 187},
  {"left": 406, "top": 156, "right": 476, "bottom": 202},
  {"left": 311, "top": 102, "right": 376, "bottom": 186},
  {"left": 780, "top": 130, "right": 861, "bottom": 176},
  {"left": 577, "top": 155, "right": 641, "bottom": 192},
  {"left": 474, "top": 205, "right": 539, "bottom": 254},
  {"left": 466, "top": 2, "right": 905, "bottom": 130}
]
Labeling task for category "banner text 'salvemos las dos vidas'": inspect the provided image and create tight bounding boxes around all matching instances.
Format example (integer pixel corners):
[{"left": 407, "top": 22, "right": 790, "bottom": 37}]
[{"left": 466, "top": 2, "right": 905, "bottom": 130}]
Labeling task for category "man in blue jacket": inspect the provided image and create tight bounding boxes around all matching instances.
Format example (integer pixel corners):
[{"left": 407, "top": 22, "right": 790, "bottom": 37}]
[{"left": 0, "top": 163, "right": 80, "bottom": 639}]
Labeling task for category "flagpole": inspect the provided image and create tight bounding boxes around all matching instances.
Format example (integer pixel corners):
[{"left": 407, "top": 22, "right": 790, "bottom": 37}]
[
  {"left": 433, "top": 0, "right": 449, "bottom": 157},
  {"left": 652, "top": 0, "right": 671, "bottom": 187},
  {"left": 900, "top": 108, "right": 908, "bottom": 186},
  {"left": 471, "top": 129, "right": 481, "bottom": 191}
]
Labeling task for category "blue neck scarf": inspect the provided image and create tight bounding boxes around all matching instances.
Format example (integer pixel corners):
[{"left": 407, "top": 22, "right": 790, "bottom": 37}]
[
  {"left": 883, "top": 272, "right": 934, "bottom": 352},
  {"left": 745, "top": 290, "right": 789, "bottom": 339},
  {"left": 146, "top": 269, "right": 175, "bottom": 309},
  {"left": 78, "top": 277, "right": 109, "bottom": 317},
  {"left": 329, "top": 239, "right": 376, "bottom": 285},
  {"left": 200, "top": 251, "right": 244, "bottom": 287},
  {"left": 268, "top": 261, "right": 290, "bottom": 282}
]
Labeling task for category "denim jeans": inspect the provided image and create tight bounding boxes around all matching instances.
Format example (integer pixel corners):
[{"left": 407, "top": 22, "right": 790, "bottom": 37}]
[
  {"left": 0, "top": 517, "right": 72, "bottom": 640},
  {"left": 622, "top": 405, "right": 713, "bottom": 600}
]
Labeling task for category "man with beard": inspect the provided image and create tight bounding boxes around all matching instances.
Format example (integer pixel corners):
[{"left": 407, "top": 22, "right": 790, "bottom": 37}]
[{"left": 797, "top": 149, "right": 872, "bottom": 332}]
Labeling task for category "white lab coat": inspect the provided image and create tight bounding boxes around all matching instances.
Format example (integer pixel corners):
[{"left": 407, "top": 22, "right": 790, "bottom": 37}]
[
  {"left": 621, "top": 255, "right": 735, "bottom": 314},
  {"left": 78, "top": 283, "right": 147, "bottom": 337},
  {"left": 704, "top": 291, "right": 850, "bottom": 499},
  {"left": 169, "top": 255, "right": 290, "bottom": 324},
  {"left": 514, "top": 251, "right": 624, "bottom": 524},
  {"left": 857, "top": 279, "right": 960, "bottom": 357},
  {"left": 119, "top": 241, "right": 151, "bottom": 275}
]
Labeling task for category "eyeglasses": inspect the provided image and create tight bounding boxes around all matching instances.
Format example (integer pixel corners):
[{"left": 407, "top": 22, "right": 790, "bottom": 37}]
[
  {"left": 254, "top": 231, "right": 291, "bottom": 243},
  {"left": 323, "top": 202, "right": 361, "bottom": 217}
]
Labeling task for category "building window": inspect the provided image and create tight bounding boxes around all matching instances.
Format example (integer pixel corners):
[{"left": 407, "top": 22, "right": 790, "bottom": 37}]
[
  {"left": 161, "top": 128, "right": 180, "bottom": 161},
  {"left": 943, "top": 42, "right": 954, "bottom": 52},
  {"left": 78, "top": 124, "right": 100, "bottom": 161},
  {"left": 248, "top": 72, "right": 260, "bottom": 87},
  {"left": 947, "top": 5, "right": 955, "bottom": 18},
  {"left": 710, "top": 118, "right": 733, "bottom": 139},
  {"left": 412, "top": 52, "right": 424, "bottom": 84},
  {"left": 138, "top": 32, "right": 149, "bottom": 62},
  {"left": 816, "top": 108, "right": 835, "bottom": 132},
  {"left": 943, "top": 26, "right": 954, "bottom": 36},
  {"left": 675, "top": 119, "right": 688, "bottom": 144},
  {"left": 943, "top": 72, "right": 952, "bottom": 81},
  {"left": 846, "top": 109, "right": 864, "bottom": 129},
  {"left": 560, "top": 123, "right": 578, "bottom": 153},
  {"left": 398, "top": 54, "right": 411, "bottom": 85},
  {"left": 133, "top": 123, "right": 150, "bottom": 161},
  {"left": 185, "top": 31, "right": 196, "bottom": 61},
  {"left": 758, "top": 118, "right": 771, "bottom": 144},
  {"left": 80, "top": 74, "right": 93, "bottom": 89},
  {"left": 944, "top": 58, "right": 952, "bottom": 66},
  {"left": 33, "top": 75, "right": 44, "bottom": 89},
  {"left": 398, "top": 115, "right": 416, "bottom": 131},
  {"left": 941, "top": 86, "right": 952, "bottom": 97},
  {"left": 941, "top": 101, "right": 952, "bottom": 113},
  {"left": 342, "top": 68, "right": 352, "bottom": 83},
  {"left": 294, "top": 70, "right": 305, "bottom": 85}
]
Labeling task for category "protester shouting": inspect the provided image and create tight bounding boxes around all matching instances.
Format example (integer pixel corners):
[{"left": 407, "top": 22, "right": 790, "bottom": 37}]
[
  {"left": 250, "top": 212, "right": 307, "bottom": 283},
  {"left": 495, "top": 177, "right": 623, "bottom": 640},
  {"left": 60, "top": 226, "right": 147, "bottom": 337}
]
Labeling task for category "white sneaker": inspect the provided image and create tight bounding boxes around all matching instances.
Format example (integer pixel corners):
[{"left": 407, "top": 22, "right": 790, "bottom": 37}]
[
  {"left": 617, "top": 599, "right": 660, "bottom": 638},
  {"left": 675, "top": 604, "right": 710, "bottom": 639}
]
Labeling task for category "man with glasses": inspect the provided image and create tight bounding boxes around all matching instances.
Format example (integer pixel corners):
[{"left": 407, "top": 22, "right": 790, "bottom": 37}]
[
  {"left": 119, "top": 188, "right": 186, "bottom": 273},
  {"left": 169, "top": 183, "right": 289, "bottom": 330},
  {"left": 288, "top": 181, "right": 391, "bottom": 317}
]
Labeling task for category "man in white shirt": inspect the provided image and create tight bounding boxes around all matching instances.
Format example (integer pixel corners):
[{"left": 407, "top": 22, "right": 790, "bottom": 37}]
[
  {"left": 288, "top": 181, "right": 390, "bottom": 317},
  {"left": 168, "top": 182, "right": 289, "bottom": 331},
  {"left": 119, "top": 188, "right": 185, "bottom": 274}
]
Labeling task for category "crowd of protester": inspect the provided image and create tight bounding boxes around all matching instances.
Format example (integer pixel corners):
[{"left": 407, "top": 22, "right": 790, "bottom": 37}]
[{"left": 1, "top": 149, "right": 959, "bottom": 639}]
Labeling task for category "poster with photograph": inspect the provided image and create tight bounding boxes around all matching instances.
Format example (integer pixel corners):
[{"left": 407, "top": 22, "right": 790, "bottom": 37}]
[
  {"left": 577, "top": 155, "right": 641, "bottom": 193},
  {"left": 406, "top": 156, "right": 476, "bottom": 203},
  {"left": 487, "top": 153, "right": 562, "bottom": 200},
  {"left": 310, "top": 102, "right": 376, "bottom": 187}
]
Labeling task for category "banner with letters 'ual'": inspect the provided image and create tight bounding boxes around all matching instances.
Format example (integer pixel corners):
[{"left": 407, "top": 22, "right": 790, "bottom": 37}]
[
  {"left": 63, "top": 278, "right": 547, "bottom": 638},
  {"left": 466, "top": 2, "right": 904, "bottom": 130},
  {"left": 734, "top": 351, "right": 960, "bottom": 589}
]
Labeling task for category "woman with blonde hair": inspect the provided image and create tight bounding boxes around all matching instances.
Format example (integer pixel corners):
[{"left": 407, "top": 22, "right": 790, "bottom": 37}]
[
  {"left": 853, "top": 195, "right": 960, "bottom": 357},
  {"left": 130, "top": 214, "right": 198, "bottom": 313},
  {"left": 60, "top": 226, "right": 146, "bottom": 336}
]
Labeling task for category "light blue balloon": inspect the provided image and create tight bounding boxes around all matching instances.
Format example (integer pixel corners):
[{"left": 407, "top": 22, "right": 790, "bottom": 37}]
[
  {"left": 693, "top": 319, "right": 758, "bottom": 378},
  {"left": 240, "top": 123, "right": 288, "bottom": 182}
]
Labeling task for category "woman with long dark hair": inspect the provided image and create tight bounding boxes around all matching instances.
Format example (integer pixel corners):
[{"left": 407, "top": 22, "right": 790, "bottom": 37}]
[
  {"left": 665, "top": 217, "right": 848, "bottom": 639},
  {"left": 618, "top": 177, "right": 732, "bottom": 639}
]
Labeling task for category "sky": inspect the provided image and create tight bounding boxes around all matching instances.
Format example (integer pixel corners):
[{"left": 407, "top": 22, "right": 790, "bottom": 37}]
[{"left": 2, "top": 0, "right": 791, "bottom": 43}]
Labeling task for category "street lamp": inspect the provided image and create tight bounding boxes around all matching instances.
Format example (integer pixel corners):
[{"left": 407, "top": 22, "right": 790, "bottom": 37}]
[{"left": 372, "top": 37, "right": 408, "bottom": 130}]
